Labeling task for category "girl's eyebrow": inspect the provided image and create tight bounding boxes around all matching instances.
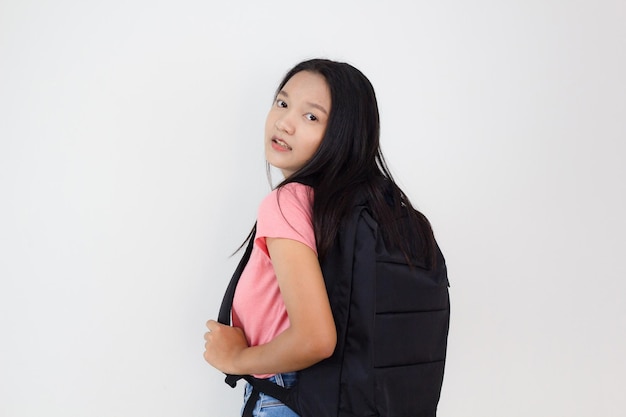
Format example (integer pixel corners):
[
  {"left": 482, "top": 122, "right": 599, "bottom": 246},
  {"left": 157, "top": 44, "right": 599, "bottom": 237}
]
[{"left": 278, "top": 90, "right": 329, "bottom": 115}]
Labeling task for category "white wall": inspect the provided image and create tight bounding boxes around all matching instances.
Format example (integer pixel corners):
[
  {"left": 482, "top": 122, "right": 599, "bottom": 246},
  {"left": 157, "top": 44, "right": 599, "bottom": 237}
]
[{"left": 1, "top": 1, "right": 625, "bottom": 416}]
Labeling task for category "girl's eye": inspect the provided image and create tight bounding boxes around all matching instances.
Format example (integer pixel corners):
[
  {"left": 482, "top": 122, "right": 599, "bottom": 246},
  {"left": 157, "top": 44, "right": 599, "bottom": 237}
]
[
  {"left": 305, "top": 113, "right": 318, "bottom": 121},
  {"left": 276, "top": 99, "right": 287, "bottom": 108}
]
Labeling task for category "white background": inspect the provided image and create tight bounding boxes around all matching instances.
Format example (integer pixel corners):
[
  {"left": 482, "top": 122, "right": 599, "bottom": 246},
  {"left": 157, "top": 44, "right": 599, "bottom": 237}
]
[{"left": 1, "top": 1, "right": 625, "bottom": 416}]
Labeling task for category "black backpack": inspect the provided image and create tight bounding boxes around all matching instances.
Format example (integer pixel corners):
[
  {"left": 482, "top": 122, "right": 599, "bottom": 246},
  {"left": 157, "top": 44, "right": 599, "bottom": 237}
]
[{"left": 218, "top": 203, "right": 450, "bottom": 417}]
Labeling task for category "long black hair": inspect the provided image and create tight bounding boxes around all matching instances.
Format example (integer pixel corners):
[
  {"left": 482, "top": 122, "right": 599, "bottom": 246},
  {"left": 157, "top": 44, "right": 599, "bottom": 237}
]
[{"left": 272, "top": 58, "right": 436, "bottom": 265}]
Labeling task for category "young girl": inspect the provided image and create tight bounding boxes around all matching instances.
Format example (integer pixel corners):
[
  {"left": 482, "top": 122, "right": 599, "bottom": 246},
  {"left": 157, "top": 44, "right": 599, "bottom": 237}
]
[{"left": 204, "top": 59, "right": 439, "bottom": 417}]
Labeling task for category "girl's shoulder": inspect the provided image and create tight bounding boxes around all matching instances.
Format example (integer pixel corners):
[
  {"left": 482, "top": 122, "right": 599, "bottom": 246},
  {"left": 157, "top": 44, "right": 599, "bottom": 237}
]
[
  {"left": 262, "top": 182, "right": 314, "bottom": 211},
  {"left": 257, "top": 182, "right": 314, "bottom": 230},
  {"left": 275, "top": 181, "right": 313, "bottom": 195},
  {"left": 256, "top": 182, "right": 317, "bottom": 252}
]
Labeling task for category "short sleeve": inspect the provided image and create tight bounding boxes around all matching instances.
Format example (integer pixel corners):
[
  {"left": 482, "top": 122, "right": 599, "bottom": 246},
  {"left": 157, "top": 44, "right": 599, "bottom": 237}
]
[{"left": 255, "top": 183, "right": 317, "bottom": 256}]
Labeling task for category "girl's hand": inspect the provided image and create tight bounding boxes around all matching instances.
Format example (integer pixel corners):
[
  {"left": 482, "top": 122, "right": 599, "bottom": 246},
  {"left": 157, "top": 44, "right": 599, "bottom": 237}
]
[{"left": 203, "top": 320, "right": 248, "bottom": 374}]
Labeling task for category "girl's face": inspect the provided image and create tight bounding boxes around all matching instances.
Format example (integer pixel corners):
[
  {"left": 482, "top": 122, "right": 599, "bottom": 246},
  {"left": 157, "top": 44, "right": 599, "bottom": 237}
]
[{"left": 265, "top": 71, "right": 331, "bottom": 178}]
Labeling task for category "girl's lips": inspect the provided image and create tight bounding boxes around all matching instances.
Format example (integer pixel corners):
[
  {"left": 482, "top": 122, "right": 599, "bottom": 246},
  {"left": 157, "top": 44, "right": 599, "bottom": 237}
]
[{"left": 272, "top": 137, "right": 292, "bottom": 151}]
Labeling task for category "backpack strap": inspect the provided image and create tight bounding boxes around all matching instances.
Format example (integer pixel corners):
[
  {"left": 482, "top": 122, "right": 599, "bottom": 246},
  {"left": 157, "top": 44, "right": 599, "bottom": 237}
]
[
  {"left": 237, "top": 375, "right": 292, "bottom": 417},
  {"left": 216, "top": 224, "right": 255, "bottom": 388},
  {"left": 217, "top": 181, "right": 316, "bottom": 414},
  {"left": 215, "top": 223, "right": 301, "bottom": 416},
  {"left": 217, "top": 224, "right": 256, "bottom": 326}
]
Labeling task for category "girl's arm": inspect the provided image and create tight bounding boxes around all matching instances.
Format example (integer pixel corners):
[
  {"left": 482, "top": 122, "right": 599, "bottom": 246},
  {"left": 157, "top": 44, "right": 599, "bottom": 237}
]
[{"left": 204, "top": 237, "right": 336, "bottom": 375}]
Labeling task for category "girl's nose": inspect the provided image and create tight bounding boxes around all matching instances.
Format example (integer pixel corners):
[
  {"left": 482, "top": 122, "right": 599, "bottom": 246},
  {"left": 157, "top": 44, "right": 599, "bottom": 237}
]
[{"left": 275, "top": 114, "right": 295, "bottom": 135}]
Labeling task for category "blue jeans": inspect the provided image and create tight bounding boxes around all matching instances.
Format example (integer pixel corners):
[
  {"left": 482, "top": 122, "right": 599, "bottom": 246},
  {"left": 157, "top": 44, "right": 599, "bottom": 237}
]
[{"left": 241, "top": 372, "right": 299, "bottom": 417}]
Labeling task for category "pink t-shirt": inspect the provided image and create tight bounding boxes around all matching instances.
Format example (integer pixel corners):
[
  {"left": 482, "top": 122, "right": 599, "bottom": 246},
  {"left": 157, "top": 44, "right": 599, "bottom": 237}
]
[{"left": 232, "top": 183, "right": 316, "bottom": 375}]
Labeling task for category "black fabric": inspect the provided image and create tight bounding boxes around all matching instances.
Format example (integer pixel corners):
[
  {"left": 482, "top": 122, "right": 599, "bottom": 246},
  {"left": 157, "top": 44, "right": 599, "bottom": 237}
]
[
  {"left": 218, "top": 205, "right": 450, "bottom": 417},
  {"left": 217, "top": 224, "right": 256, "bottom": 327},
  {"left": 242, "top": 388, "right": 259, "bottom": 417},
  {"left": 237, "top": 375, "right": 293, "bottom": 417}
]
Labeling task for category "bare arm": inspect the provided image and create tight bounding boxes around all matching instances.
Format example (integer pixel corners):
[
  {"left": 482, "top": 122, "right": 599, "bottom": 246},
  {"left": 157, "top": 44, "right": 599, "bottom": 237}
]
[{"left": 204, "top": 237, "right": 336, "bottom": 375}]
